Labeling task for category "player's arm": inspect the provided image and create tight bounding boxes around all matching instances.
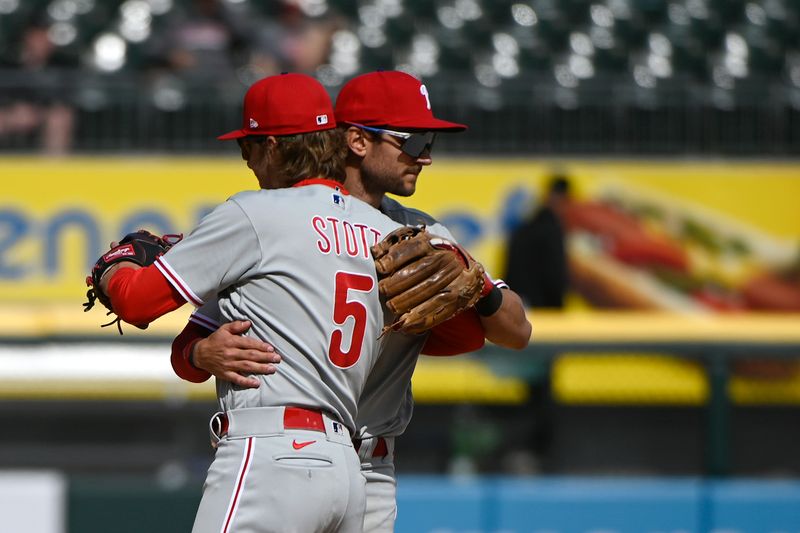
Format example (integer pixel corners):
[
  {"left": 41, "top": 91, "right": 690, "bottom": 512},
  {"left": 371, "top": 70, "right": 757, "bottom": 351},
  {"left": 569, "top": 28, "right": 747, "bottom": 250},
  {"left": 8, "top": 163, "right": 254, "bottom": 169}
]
[
  {"left": 421, "top": 308, "right": 485, "bottom": 356},
  {"left": 417, "top": 224, "right": 530, "bottom": 352},
  {"left": 100, "top": 262, "right": 186, "bottom": 325},
  {"left": 172, "top": 320, "right": 214, "bottom": 383},
  {"left": 422, "top": 280, "right": 532, "bottom": 355},
  {"left": 436, "top": 229, "right": 531, "bottom": 350},
  {"left": 171, "top": 308, "right": 281, "bottom": 388},
  {"left": 101, "top": 199, "right": 261, "bottom": 328},
  {"left": 475, "top": 281, "right": 532, "bottom": 349}
]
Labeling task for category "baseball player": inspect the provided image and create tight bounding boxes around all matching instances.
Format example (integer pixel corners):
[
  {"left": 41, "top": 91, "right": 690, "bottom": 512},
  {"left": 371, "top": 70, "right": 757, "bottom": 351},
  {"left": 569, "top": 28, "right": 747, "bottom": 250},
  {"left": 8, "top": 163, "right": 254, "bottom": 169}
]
[
  {"left": 95, "top": 73, "right": 412, "bottom": 533},
  {"left": 337, "top": 71, "right": 532, "bottom": 532},
  {"left": 171, "top": 71, "right": 532, "bottom": 532}
]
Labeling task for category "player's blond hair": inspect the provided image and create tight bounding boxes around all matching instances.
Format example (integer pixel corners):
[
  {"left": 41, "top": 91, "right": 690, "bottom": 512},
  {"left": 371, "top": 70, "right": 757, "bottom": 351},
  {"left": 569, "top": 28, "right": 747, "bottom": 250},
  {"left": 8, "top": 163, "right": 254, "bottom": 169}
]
[{"left": 272, "top": 129, "right": 347, "bottom": 185}]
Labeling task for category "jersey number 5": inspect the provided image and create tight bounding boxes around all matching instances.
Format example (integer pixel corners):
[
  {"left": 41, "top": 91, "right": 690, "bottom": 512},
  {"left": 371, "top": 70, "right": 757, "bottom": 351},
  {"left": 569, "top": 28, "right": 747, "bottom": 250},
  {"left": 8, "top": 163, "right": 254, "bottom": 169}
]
[{"left": 328, "top": 271, "right": 375, "bottom": 369}]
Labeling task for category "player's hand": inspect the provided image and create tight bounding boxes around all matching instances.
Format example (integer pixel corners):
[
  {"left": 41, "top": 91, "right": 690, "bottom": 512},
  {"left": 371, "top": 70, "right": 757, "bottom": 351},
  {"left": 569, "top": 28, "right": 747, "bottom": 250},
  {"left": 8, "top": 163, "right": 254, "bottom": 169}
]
[{"left": 192, "top": 320, "right": 282, "bottom": 389}]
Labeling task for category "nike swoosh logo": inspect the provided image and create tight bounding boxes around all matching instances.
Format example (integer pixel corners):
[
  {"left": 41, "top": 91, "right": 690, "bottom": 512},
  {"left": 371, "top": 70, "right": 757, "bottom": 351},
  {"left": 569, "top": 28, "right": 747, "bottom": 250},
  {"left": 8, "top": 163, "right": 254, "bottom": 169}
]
[{"left": 292, "top": 440, "right": 316, "bottom": 450}]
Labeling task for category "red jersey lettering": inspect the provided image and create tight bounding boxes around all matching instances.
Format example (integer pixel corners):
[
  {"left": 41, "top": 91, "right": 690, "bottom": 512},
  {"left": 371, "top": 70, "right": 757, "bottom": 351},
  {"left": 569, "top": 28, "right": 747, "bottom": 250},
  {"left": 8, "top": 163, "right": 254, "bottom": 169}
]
[
  {"left": 312, "top": 217, "right": 383, "bottom": 259},
  {"left": 327, "top": 216, "right": 342, "bottom": 255},
  {"left": 354, "top": 224, "right": 370, "bottom": 259},
  {"left": 343, "top": 221, "right": 359, "bottom": 257},
  {"left": 313, "top": 216, "right": 332, "bottom": 254}
]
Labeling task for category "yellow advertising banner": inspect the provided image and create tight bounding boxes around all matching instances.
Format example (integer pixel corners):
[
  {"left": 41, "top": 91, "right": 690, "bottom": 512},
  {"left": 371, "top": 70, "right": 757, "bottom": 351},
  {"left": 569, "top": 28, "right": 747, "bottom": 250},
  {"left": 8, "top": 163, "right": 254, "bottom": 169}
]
[
  {"left": 2, "top": 157, "right": 254, "bottom": 302},
  {"left": 2, "top": 157, "right": 799, "bottom": 313},
  {"left": 406, "top": 159, "right": 800, "bottom": 275},
  {"left": 409, "top": 160, "right": 800, "bottom": 314}
]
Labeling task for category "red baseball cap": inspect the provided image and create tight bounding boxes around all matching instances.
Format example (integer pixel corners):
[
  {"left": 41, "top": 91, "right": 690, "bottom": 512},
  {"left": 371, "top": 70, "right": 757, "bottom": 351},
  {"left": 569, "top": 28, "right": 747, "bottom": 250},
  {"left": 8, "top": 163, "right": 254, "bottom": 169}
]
[
  {"left": 218, "top": 73, "right": 336, "bottom": 140},
  {"left": 335, "top": 71, "right": 467, "bottom": 132}
]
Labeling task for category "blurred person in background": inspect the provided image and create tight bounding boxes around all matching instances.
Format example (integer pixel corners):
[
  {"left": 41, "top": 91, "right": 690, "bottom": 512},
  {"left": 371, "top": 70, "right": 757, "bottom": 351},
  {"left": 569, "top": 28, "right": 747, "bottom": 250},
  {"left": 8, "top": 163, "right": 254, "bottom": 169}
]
[
  {"left": 146, "top": 0, "right": 248, "bottom": 88},
  {"left": 504, "top": 172, "right": 573, "bottom": 309},
  {"left": 271, "top": 3, "right": 340, "bottom": 74},
  {"left": 145, "top": 0, "right": 338, "bottom": 92},
  {"left": 0, "top": 17, "right": 76, "bottom": 155}
]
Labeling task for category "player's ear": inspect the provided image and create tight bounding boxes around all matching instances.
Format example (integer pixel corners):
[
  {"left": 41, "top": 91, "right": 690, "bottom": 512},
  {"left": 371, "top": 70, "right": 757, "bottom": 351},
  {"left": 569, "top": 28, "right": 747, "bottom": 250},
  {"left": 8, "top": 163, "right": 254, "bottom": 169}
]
[
  {"left": 345, "top": 126, "right": 368, "bottom": 157},
  {"left": 263, "top": 136, "right": 281, "bottom": 167},
  {"left": 238, "top": 139, "right": 250, "bottom": 161}
]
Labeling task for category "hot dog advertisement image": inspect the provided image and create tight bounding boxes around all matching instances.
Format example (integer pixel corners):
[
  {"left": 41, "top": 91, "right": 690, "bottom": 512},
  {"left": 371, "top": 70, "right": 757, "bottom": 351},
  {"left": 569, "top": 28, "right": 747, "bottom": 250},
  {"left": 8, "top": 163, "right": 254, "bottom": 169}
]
[{"left": 564, "top": 182, "right": 800, "bottom": 313}]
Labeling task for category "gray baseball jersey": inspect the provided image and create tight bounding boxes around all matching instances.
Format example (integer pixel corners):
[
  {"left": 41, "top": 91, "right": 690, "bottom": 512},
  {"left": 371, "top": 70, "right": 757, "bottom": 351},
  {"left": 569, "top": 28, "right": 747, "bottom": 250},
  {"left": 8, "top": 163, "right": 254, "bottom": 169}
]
[
  {"left": 187, "top": 195, "right": 458, "bottom": 440},
  {"left": 181, "top": 194, "right": 492, "bottom": 533},
  {"left": 158, "top": 182, "right": 408, "bottom": 533},
  {"left": 354, "top": 196, "right": 459, "bottom": 440},
  {"left": 158, "top": 183, "right": 403, "bottom": 433}
]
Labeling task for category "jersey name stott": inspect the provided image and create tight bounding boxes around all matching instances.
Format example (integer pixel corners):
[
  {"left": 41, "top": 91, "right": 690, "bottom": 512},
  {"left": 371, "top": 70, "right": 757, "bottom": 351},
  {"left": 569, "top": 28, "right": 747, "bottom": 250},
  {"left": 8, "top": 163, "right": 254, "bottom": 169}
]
[{"left": 312, "top": 215, "right": 383, "bottom": 259}]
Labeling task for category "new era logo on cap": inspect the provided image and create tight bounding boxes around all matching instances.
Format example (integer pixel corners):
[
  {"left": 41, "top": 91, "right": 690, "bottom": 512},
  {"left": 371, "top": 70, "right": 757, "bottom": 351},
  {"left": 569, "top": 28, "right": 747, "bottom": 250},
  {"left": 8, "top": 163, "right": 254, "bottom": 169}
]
[{"left": 250, "top": 118, "right": 259, "bottom": 128}]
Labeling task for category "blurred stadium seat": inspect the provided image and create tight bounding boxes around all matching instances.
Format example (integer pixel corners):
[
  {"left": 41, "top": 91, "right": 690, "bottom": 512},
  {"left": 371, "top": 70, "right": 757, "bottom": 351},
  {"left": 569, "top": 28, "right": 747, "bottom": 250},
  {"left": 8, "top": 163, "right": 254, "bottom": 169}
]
[{"left": 0, "top": 0, "right": 798, "bottom": 153}]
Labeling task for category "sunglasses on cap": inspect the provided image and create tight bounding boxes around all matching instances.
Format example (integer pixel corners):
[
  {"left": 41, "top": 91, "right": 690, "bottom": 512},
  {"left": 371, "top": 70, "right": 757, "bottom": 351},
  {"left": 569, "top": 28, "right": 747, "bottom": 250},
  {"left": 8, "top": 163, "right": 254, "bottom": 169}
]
[{"left": 353, "top": 124, "right": 436, "bottom": 158}]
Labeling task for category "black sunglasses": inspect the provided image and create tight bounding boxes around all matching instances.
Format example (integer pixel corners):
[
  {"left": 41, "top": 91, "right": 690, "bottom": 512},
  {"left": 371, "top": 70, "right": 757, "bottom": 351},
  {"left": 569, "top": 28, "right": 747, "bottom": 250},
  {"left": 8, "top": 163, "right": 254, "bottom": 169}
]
[{"left": 354, "top": 124, "right": 436, "bottom": 158}]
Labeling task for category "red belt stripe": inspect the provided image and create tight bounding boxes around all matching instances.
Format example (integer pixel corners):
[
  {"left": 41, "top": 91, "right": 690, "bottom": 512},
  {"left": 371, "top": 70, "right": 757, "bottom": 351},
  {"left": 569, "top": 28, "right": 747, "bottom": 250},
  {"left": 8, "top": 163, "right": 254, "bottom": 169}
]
[
  {"left": 353, "top": 437, "right": 390, "bottom": 458},
  {"left": 215, "top": 407, "right": 326, "bottom": 439}
]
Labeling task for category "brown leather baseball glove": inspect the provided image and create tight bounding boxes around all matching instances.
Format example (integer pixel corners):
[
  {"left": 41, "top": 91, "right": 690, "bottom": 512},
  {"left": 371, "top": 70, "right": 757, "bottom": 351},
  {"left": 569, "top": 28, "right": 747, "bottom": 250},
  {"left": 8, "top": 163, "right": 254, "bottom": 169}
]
[{"left": 371, "top": 226, "right": 485, "bottom": 335}]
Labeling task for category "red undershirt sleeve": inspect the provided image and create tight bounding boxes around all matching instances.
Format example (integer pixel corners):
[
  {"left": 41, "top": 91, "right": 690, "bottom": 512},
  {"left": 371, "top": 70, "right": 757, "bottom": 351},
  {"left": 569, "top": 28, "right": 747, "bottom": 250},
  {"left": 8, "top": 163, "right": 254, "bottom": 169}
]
[
  {"left": 171, "top": 321, "right": 213, "bottom": 383},
  {"left": 106, "top": 265, "right": 187, "bottom": 326},
  {"left": 421, "top": 308, "right": 485, "bottom": 356}
]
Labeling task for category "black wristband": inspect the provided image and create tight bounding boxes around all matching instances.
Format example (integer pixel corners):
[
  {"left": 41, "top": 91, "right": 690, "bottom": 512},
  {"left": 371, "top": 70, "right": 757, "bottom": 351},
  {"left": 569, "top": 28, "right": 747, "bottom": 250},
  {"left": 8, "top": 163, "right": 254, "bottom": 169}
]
[{"left": 475, "top": 285, "right": 503, "bottom": 317}]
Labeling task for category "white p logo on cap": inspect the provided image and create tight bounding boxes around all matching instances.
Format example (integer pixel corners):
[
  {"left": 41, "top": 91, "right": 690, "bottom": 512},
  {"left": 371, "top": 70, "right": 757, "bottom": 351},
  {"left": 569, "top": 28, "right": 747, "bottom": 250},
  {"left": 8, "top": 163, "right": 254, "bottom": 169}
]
[{"left": 316, "top": 114, "right": 329, "bottom": 125}]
